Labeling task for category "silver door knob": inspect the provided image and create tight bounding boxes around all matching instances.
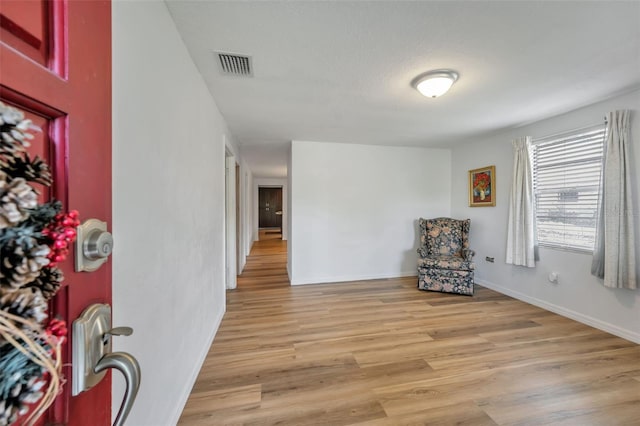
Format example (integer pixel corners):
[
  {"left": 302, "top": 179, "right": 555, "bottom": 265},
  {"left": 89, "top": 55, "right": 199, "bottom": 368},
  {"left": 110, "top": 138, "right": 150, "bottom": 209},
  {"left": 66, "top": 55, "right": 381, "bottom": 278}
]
[{"left": 84, "top": 229, "right": 113, "bottom": 260}]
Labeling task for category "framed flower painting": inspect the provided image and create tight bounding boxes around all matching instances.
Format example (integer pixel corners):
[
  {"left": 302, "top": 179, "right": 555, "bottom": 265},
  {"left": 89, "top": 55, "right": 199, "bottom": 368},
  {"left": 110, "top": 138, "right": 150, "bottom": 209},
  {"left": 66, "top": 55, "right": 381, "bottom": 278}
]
[{"left": 469, "top": 165, "right": 496, "bottom": 207}]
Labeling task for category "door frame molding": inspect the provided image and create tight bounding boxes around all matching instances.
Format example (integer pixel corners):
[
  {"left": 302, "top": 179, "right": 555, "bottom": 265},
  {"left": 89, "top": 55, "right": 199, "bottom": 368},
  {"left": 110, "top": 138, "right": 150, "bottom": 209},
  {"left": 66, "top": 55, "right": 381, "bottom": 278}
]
[{"left": 224, "top": 144, "right": 237, "bottom": 290}]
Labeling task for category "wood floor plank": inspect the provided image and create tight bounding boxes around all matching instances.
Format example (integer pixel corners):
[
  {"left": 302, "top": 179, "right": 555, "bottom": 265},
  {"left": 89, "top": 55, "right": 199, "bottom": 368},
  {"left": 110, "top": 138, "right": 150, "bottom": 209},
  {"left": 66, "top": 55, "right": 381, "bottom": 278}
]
[
  {"left": 352, "top": 402, "right": 499, "bottom": 426},
  {"left": 477, "top": 374, "right": 640, "bottom": 425},
  {"left": 178, "top": 230, "right": 640, "bottom": 425},
  {"left": 181, "top": 385, "right": 262, "bottom": 414}
]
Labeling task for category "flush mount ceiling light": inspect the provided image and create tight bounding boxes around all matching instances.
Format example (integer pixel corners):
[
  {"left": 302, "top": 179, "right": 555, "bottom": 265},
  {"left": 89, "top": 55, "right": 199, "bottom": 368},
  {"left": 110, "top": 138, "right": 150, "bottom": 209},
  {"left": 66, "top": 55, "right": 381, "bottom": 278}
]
[{"left": 412, "top": 70, "right": 459, "bottom": 98}]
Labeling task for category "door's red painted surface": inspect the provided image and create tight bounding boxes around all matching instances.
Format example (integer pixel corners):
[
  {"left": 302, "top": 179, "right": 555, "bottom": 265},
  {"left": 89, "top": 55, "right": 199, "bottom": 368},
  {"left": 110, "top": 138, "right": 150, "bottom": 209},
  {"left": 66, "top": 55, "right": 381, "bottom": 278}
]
[{"left": 0, "top": 1, "right": 112, "bottom": 424}]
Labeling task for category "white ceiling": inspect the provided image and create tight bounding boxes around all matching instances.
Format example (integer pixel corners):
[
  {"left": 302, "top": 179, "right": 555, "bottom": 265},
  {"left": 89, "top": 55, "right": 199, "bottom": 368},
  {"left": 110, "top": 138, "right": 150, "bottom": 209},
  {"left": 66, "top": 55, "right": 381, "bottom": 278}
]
[{"left": 166, "top": 1, "right": 640, "bottom": 178}]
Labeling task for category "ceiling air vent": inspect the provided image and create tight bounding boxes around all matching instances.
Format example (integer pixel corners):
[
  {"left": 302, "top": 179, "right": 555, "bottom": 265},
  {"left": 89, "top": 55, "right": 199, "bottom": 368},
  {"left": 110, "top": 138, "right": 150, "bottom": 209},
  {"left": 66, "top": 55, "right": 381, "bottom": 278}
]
[{"left": 216, "top": 52, "right": 252, "bottom": 77}]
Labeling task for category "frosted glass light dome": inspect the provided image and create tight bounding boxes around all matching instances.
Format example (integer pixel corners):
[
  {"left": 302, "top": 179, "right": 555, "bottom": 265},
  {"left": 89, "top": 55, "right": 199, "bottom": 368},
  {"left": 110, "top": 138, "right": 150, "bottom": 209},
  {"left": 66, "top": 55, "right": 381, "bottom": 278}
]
[{"left": 413, "top": 70, "right": 459, "bottom": 98}]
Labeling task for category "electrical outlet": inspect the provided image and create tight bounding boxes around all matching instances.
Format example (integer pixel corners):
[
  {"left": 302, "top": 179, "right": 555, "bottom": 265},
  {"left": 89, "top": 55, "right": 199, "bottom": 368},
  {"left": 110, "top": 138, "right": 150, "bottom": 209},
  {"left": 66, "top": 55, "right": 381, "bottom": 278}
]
[{"left": 485, "top": 256, "right": 495, "bottom": 263}]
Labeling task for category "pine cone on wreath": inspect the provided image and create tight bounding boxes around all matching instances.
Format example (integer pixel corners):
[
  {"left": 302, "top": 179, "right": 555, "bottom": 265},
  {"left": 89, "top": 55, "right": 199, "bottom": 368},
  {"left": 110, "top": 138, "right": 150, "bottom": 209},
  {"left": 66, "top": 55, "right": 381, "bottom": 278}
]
[
  {"left": 0, "top": 288, "right": 47, "bottom": 336},
  {"left": 25, "top": 267, "right": 63, "bottom": 301},
  {"left": 0, "top": 398, "right": 15, "bottom": 426},
  {"left": 0, "top": 171, "right": 38, "bottom": 230},
  {"left": 0, "top": 241, "right": 50, "bottom": 290},
  {"left": 0, "top": 345, "right": 46, "bottom": 424},
  {"left": 3, "top": 154, "right": 53, "bottom": 187},
  {"left": 0, "top": 101, "right": 33, "bottom": 158}
]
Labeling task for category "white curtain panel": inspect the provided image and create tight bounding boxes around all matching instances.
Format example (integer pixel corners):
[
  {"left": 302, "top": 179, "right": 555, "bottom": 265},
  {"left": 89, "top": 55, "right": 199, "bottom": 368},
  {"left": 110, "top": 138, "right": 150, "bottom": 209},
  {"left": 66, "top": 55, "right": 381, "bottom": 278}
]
[
  {"left": 591, "top": 110, "right": 637, "bottom": 289},
  {"left": 506, "top": 136, "right": 536, "bottom": 267}
]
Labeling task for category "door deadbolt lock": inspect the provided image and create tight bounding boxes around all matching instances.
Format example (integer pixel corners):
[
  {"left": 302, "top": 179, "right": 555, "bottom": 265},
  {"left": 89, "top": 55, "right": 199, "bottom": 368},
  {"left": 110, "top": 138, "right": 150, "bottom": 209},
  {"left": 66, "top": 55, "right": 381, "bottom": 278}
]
[
  {"left": 76, "top": 219, "right": 113, "bottom": 272},
  {"left": 85, "top": 228, "right": 113, "bottom": 260}
]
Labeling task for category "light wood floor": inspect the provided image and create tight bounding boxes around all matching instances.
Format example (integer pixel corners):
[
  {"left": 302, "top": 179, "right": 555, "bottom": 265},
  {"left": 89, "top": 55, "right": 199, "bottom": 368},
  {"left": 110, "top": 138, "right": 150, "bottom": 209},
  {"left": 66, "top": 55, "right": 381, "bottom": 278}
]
[{"left": 179, "top": 232, "right": 640, "bottom": 425}]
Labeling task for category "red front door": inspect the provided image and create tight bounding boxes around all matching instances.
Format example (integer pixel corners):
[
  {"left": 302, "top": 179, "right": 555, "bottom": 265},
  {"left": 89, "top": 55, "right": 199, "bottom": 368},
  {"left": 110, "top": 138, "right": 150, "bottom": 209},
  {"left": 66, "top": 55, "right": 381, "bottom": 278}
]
[{"left": 1, "top": 1, "right": 112, "bottom": 424}]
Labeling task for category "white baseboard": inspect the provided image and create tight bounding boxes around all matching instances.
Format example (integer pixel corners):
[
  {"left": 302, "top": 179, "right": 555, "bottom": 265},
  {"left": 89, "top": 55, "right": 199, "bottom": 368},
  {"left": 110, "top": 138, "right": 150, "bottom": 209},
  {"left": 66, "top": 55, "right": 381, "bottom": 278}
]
[
  {"left": 291, "top": 271, "right": 418, "bottom": 286},
  {"left": 169, "top": 309, "right": 225, "bottom": 425},
  {"left": 476, "top": 278, "right": 640, "bottom": 344}
]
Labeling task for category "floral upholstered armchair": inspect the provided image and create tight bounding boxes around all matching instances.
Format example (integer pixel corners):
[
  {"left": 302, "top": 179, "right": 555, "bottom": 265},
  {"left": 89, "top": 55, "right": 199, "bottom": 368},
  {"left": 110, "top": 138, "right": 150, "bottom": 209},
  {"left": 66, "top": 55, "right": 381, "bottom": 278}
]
[{"left": 417, "top": 218, "right": 475, "bottom": 295}]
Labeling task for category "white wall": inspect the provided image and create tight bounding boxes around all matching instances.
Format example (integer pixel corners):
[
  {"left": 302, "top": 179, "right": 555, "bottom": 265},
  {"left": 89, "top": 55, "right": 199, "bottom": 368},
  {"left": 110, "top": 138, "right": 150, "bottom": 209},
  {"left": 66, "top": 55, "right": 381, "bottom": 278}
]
[
  {"left": 451, "top": 89, "right": 640, "bottom": 343},
  {"left": 290, "top": 141, "right": 451, "bottom": 285},
  {"left": 253, "top": 178, "right": 288, "bottom": 241},
  {"left": 112, "top": 2, "right": 240, "bottom": 423}
]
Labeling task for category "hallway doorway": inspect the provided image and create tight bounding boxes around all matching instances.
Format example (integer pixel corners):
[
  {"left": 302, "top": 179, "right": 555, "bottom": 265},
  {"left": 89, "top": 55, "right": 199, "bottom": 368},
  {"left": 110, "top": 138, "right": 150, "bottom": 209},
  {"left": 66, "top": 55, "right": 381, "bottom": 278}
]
[{"left": 258, "top": 186, "right": 283, "bottom": 239}]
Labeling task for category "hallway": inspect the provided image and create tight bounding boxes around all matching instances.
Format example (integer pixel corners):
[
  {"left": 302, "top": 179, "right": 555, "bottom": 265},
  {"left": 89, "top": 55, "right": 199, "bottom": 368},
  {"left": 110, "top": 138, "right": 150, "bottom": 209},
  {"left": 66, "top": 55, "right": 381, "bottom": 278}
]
[{"left": 235, "top": 230, "right": 289, "bottom": 292}]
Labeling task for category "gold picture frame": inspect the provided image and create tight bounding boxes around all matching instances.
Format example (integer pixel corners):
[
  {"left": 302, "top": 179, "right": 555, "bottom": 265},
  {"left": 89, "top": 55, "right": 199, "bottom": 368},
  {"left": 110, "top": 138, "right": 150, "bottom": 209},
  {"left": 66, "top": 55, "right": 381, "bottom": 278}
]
[{"left": 469, "top": 165, "right": 496, "bottom": 207}]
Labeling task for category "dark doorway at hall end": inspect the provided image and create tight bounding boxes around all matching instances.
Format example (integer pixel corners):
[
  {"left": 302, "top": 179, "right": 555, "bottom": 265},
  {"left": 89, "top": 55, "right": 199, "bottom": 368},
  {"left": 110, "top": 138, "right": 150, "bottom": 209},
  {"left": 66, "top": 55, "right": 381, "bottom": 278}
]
[{"left": 259, "top": 186, "right": 282, "bottom": 240}]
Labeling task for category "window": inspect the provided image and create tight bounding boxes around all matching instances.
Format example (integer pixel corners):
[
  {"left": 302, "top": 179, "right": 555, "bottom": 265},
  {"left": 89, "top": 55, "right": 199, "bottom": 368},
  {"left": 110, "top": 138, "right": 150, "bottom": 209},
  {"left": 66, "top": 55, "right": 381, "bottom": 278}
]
[{"left": 532, "top": 124, "right": 606, "bottom": 252}]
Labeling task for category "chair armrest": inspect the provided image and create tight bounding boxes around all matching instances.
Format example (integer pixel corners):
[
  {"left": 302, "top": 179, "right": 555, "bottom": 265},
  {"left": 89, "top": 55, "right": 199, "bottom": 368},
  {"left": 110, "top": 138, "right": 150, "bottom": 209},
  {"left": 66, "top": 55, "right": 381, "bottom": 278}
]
[
  {"left": 462, "top": 249, "right": 475, "bottom": 261},
  {"left": 417, "top": 246, "right": 429, "bottom": 258}
]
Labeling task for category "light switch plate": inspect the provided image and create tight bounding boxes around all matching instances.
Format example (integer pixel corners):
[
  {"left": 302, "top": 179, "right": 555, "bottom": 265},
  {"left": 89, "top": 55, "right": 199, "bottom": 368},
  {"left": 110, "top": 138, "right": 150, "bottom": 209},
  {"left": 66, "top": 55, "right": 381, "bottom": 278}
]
[{"left": 72, "top": 303, "right": 111, "bottom": 396}]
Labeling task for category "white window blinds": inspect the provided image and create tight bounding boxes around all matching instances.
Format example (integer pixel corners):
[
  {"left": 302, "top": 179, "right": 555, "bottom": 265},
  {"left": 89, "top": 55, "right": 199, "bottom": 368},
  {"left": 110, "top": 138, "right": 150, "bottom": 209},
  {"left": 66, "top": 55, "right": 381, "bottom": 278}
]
[{"left": 532, "top": 124, "right": 606, "bottom": 252}]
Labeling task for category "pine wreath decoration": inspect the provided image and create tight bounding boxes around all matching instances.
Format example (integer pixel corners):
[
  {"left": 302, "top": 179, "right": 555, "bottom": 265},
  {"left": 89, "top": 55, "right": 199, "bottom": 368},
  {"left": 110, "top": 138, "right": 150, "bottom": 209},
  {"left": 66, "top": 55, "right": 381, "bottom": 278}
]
[{"left": 0, "top": 101, "right": 78, "bottom": 425}]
